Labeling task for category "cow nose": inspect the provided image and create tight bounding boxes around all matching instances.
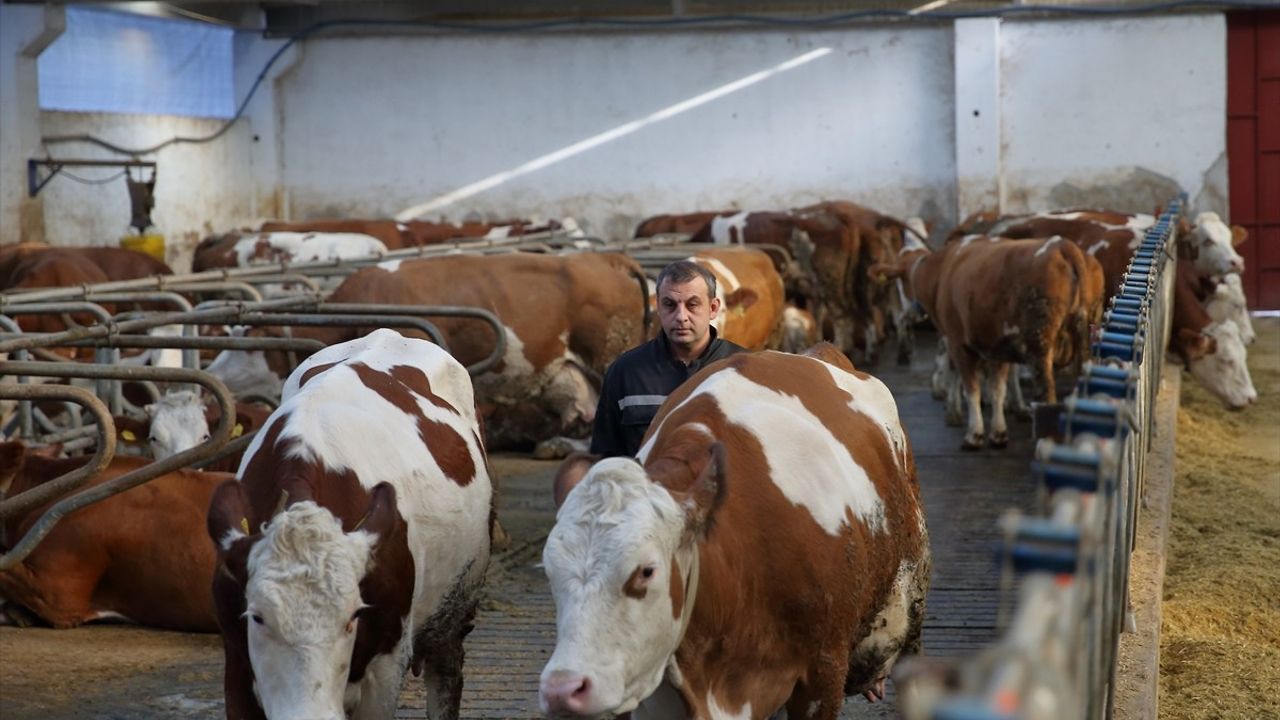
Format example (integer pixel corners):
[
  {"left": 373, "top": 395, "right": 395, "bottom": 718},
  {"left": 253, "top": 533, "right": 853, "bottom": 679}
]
[{"left": 540, "top": 671, "right": 593, "bottom": 715}]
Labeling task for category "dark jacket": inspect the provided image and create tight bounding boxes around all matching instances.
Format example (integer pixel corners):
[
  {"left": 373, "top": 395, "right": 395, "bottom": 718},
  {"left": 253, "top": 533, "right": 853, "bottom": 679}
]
[{"left": 590, "top": 328, "right": 746, "bottom": 458}]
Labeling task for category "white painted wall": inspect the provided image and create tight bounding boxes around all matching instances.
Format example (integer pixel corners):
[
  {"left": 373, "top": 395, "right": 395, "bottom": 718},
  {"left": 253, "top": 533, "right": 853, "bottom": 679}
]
[
  {"left": 999, "top": 14, "right": 1227, "bottom": 215},
  {"left": 0, "top": 4, "right": 62, "bottom": 246},
  {"left": 275, "top": 28, "right": 956, "bottom": 239},
  {"left": 36, "top": 111, "right": 253, "bottom": 270},
  {"left": 3, "top": 12, "right": 1229, "bottom": 256}
]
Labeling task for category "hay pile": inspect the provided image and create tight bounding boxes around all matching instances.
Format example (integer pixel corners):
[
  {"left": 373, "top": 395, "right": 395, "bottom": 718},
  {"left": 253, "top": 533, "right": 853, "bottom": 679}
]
[{"left": 1160, "top": 317, "right": 1280, "bottom": 719}]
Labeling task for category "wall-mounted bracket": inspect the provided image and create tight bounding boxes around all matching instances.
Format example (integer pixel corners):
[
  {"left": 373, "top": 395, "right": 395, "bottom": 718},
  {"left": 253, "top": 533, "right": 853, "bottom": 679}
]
[{"left": 27, "top": 158, "right": 156, "bottom": 198}]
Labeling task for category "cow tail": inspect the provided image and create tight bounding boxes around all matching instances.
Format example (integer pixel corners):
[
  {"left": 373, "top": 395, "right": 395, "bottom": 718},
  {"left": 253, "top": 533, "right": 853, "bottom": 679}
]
[{"left": 628, "top": 267, "right": 652, "bottom": 334}]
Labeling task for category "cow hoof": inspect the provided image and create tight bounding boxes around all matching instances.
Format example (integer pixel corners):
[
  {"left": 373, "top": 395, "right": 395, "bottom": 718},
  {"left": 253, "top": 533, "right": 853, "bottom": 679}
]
[
  {"left": 989, "top": 432, "right": 1009, "bottom": 448},
  {"left": 944, "top": 411, "right": 964, "bottom": 427},
  {"left": 491, "top": 518, "right": 512, "bottom": 552},
  {"left": 0, "top": 603, "right": 41, "bottom": 628},
  {"left": 961, "top": 435, "right": 984, "bottom": 451}
]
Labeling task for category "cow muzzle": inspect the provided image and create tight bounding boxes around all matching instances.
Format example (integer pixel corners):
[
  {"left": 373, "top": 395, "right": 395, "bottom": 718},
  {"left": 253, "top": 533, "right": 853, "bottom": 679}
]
[{"left": 540, "top": 670, "right": 597, "bottom": 717}]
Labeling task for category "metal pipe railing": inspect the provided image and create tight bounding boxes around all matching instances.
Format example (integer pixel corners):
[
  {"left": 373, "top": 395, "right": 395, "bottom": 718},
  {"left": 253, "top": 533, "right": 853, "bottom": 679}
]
[
  {"left": 897, "top": 195, "right": 1185, "bottom": 720},
  {"left": 0, "top": 362, "right": 235, "bottom": 571}
]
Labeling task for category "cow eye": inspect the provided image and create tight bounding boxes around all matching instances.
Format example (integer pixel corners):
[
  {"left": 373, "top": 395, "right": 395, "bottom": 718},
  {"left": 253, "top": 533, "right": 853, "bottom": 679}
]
[
  {"left": 251, "top": 614, "right": 264, "bottom": 625},
  {"left": 202, "top": 434, "right": 211, "bottom": 442},
  {"left": 641, "top": 566, "right": 655, "bottom": 579}
]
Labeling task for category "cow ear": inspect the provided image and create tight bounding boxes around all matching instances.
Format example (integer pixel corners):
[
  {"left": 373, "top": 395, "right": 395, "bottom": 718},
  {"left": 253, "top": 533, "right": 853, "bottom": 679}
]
[
  {"left": 1230, "top": 225, "right": 1248, "bottom": 247},
  {"left": 1176, "top": 328, "right": 1214, "bottom": 363},
  {"left": 553, "top": 452, "right": 598, "bottom": 509},
  {"left": 353, "top": 482, "right": 399, "bottom": 549},
  {"left": 208, "top": 479, "right": 251, "bottom": 550},
  {"left": 724, "top": 287, "right": 758, "bottom": 311},
  {"left": 677, "top": 443, "right": 728, "bottom": 544},
  {"left": 0, "top": 441, "right": 27, "bottom": 497},
  {"left": 113, "top": 415, "right": 150, "bottom": 446}
]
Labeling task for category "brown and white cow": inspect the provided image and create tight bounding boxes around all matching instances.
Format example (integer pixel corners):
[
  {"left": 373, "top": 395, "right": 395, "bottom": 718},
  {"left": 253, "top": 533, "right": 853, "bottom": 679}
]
[
  {"left": 634, "top": 211, "right": 735, "bottom": 238},
  {"left": 984, "top": 209, "right": 1255, "bottom": 409},
  {"left": 206, "top": 328, "right": 492, "bottom": 720},
  {"left": 685, "top": 247, "right": 785, "bottom": 351},
  {"left": 541, "top": 348, "right": 930, "bottom": 719},
  {"left": 874, "top": 235, "right": 1103, "bottom": 449},
  {"left": 192, "top": 231, "right": 387, "bottom": 274},
  {"left": 292, "top": 252, "right": 649, "bottom": 450},
  {"left": 259, "top": 219, "right": 415, "bottom": 250},
  {"left": 0, "top": 442, "right": 227, "bottom": 632},
  {"left": 1171, "top": 262, "right": 1256, "bottom": 409}
]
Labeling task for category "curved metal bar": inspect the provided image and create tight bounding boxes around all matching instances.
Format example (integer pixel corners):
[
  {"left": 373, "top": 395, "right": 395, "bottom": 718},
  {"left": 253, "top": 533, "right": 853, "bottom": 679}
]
[
  {"left": 164, "top": 281, "right": 263, "bottom": 302},
  {"left": 46, "top": 333, "right": 326, "bottom": 354},
  {"left": 0, "top": 363, "right": 235, "bottom": 570},
  {"left": 0, "top": 298, "right": 310, "bottom": 354},
  {"left": 239, "top": 313, "right": 448, "bottom": 351},
  {"left": 1, "top": 301, "right": 114, "bottom": 326},
  {"left": 238, "top": 273, "right": 322, "bottom": 293},
  {"left": 317, "top": 303, "right": 508, "bottom": 376},
  {"left": 0, "top": 383, "right": 115, "bottom": 521}
]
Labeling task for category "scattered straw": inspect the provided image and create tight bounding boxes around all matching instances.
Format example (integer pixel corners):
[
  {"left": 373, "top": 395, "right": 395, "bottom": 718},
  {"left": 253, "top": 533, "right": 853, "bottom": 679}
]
[{"left": 1160, "top": 317, "right": 1280, "bottom": 720}]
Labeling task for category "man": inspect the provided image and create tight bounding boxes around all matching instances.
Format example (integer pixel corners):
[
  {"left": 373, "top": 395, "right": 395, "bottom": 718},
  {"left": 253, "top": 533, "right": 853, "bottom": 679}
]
[{"left": 589, "top": 260, "right": 747, "bottom": 458}]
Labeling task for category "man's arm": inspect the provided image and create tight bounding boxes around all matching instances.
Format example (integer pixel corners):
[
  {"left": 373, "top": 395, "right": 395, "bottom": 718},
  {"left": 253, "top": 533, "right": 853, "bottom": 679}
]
[{"left": 589, "top": 365, "right": 626, "bottom": 458}]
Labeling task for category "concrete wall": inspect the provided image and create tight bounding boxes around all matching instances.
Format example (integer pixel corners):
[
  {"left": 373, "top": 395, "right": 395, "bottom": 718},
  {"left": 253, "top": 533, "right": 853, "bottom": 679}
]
[
  {"left": 999, "top": 14, "right": 1228, "bottom": 216},
  {"left": 2, "top": 12, "right": 1230, "bottom": 255},
  {"left": 36, "top": 111, "right": 253, "bottom": 270},
  {"left": 0, "top": 4, "right": 62, "bottom": 247},
  {"left": 276, "top": 27, "right": 957, "bottom": 239}
]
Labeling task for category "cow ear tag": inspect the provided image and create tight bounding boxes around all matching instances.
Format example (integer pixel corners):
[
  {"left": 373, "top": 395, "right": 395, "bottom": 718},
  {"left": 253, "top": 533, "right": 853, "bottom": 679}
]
[
  {"left": 232, "top": 423, "right": 244, "bottom": 438},
  {"left": 121, "top": 430, "right": 136, "bottom": 442},
  {"left": 240, "top": 517, "right": 250, "bottom": 535}
]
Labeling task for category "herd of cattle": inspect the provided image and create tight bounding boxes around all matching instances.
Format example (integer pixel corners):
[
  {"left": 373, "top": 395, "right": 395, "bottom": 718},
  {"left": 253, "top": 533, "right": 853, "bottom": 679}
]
[{"left": 0, "top": 198, "right": 1258, "bottom": 719}]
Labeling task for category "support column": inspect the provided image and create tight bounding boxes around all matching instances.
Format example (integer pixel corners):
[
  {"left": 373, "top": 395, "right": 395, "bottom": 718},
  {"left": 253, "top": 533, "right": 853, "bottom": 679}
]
[
  {"left": 0, "top": 4, "right": 64, "bottom": 245},
  {"left": 953, "top": 17, "right": 1003, "bottom": 221},
  {"left": 233, "top": 32, "right": 301, "bottom": 222}
]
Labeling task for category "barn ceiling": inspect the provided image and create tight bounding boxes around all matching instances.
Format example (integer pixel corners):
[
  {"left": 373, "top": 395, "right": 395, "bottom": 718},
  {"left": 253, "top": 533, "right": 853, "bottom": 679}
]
[{"left": 2, "top": 0, "right": 1262, "bottom": 35}]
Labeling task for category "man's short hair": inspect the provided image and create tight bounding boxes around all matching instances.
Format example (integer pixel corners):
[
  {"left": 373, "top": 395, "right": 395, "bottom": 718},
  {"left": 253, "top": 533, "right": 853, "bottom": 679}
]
[{"left": 655, "top": 260, "right": 717, "bottom": 300}]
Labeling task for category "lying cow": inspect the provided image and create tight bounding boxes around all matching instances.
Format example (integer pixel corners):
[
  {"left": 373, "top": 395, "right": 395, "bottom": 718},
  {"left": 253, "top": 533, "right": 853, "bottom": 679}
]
[
  {"left": 260, "top": 219, "right": 414, "bottom": 250},
  {"left": 541, "top": 347, "right": 930, "bottom": 719},
  {"left": 0, "top": 442, "right": 226, "bottom": 632},
  {"left": 207, "top": 328, "right": 493, "bottom": 720},
  {"left": 293, "top": 252, "right": 650, "bottom": 450},
  {"left": 634, "top": 211, "right": 735, "bottom": 238},
  {"left": 192, "top": 231, "right": 387, "bottom": 274}
]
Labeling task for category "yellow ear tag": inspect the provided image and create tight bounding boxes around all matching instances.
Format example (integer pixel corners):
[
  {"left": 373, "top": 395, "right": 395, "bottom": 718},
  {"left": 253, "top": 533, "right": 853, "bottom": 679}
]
[
  {"left": 232, "top": 423, "right": 244, "bottom": 439},
  {"left": 240, "top": 518, "right": 250, "bottom": 535},
  {"left": 121, "top": 430, "right": 136, "bottom": 442}
]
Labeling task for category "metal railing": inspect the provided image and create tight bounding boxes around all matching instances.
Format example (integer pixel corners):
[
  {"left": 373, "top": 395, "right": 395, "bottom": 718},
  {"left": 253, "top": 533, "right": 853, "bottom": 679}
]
[{"left": 897, "top": 196, "right": 1184, "bottom": 720}]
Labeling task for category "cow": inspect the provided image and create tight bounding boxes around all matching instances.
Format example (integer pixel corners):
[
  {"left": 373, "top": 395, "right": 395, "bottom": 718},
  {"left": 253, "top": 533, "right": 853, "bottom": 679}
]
[
  {"left": 1171, "top": 262, "right": 1256, "bottom": 409},
  {"left": 777, "top": 303, "right": 820, "bottom": 354},
  {"left": 191, "top": 231, "right": 387, "bottom": 274},
  {"left": 872, "top": 235, "right": 1104, "bottom": 449},
  {"left": 685, "top": 247, "right": 785, "bottom": 351},
  {"left": 634, "top": 211, "right": 735, "bottom": 238},
  {"left": 0, "top": 442, "right": 227, "bottom": 632},
  {"left": 403, "top": 217, "right": 583, "bottom": 246},
  {"left": 260, "top": 219, "right": 414, "bottom": 250},
  {"left": 796, "top": 201, "right": 932, "bottom": 365},
  {"left": 113, "top": 390, "right": 274, "bottom": 471},
  {"left": 206, "top": 328, "right": 492, "bottom": 720},
  {"left": 540, "top": 347, "right": 930, "bottom": 719},
  {"left": 1204, "top": 273, "right": 1255, "bottom": 346},
  {"left": 290, "top": 252, "right": 650, "bottom": 450},
  {"left": 981, "top": 209, "right": 1256, "bottom": 410}
]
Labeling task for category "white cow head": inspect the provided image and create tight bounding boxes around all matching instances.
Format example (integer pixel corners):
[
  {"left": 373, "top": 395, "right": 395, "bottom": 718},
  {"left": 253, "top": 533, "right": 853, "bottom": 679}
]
[
  {"left": 1205, "top": 273, "right": 1255, "bottom": 345},
  {"left": 540, "top": 447, "right": 724, "bottom": 718},
  {"left": 1179, "top": 319, "right": 1257, "bottom": 410},
  {"left": 143, "top": 390, "right": 210, "bottom": 459},
  {"left": 1186, "top": 212, "right": 1246, "bottom": 277},
  {"left": 207, "top": 482, "right": 398, "bottom": 720}
]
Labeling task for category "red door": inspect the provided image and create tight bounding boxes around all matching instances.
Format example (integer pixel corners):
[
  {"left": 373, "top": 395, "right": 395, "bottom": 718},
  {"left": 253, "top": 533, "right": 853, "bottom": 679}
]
[{"left": 1228, "top": 9, "right": 1280, "bottom": 310}]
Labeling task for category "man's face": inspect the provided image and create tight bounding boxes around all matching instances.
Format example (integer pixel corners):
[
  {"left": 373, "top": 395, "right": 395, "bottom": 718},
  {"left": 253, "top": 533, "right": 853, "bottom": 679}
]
[{"left": 657, "top": 275, "right": 720, "bottom": 354}]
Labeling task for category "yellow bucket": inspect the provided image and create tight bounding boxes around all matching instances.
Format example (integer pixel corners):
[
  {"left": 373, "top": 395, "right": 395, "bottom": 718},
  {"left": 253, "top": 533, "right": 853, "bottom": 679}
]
[{"left": 120, "top": 233, "right": 165, "bottom": 262}]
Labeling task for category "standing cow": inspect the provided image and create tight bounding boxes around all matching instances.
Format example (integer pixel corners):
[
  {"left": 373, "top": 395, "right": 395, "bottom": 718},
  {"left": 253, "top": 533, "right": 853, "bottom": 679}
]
[
  {"left": 206, "top": 329, "right": 492, "bottom": 720},
  {"left": 541, "top": 348, "right": 930, "bottom": 719}
]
